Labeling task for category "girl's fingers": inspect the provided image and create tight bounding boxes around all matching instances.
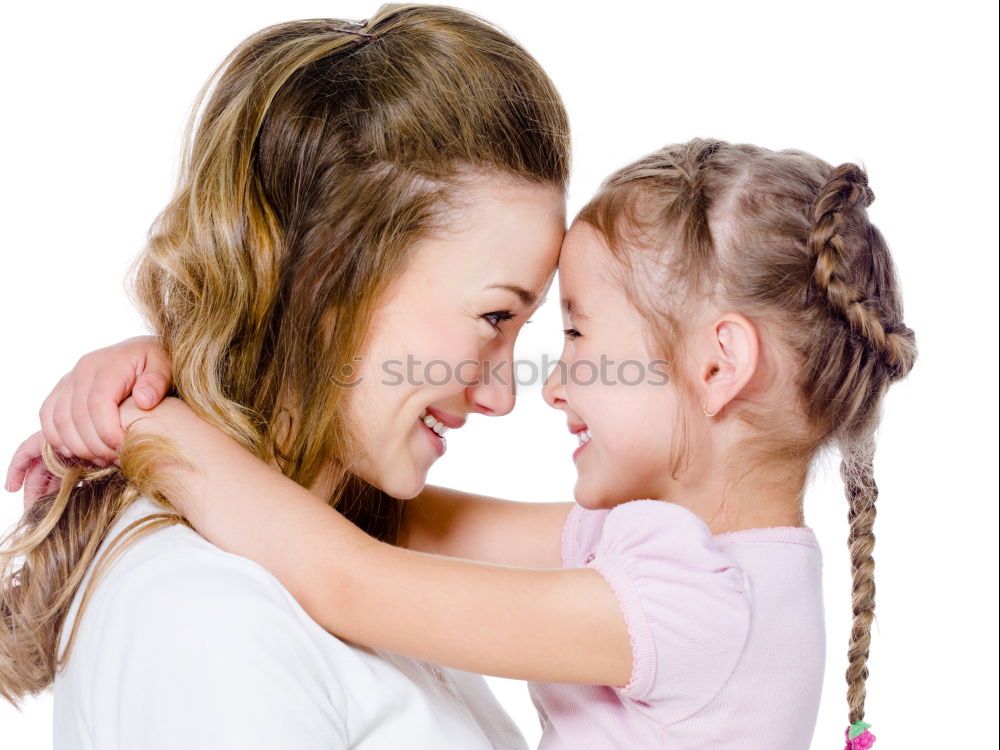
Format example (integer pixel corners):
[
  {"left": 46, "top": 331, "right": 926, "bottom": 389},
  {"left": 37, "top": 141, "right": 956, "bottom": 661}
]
[
  {"left": 133, "top": 356, "right": 172, "bottom": 410},
  {"left": 21, "top": 460, "right": 60, "bottom": 511},
  {"left": 5, "top": 431, "right": 45, "bottom": 493},
  {"left": 74, "top": 411, "right": 115, "bottom": 465},
  {"left": 73, "top": 375, "right": 120, "bottom": 463},
  {"left": 51, "top": 381, "right": 95, "bottom": 461},
  {"left": 39, "top": 374, "right": 69, "bottom": 453},
  {"left": 88, "top": 365, "right": 135, "bottom": 453},
  {"left": 33, "top": 339, "right": 173, "bottom": 471},
  {"left": 89, "top": 386, "right": 127, "bottom": 456}
]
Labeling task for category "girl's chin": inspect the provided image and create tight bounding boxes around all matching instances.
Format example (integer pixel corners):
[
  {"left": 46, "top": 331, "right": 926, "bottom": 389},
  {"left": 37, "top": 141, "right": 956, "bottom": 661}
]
[
  {"left": 572, "top": 482, "right": 606, "bottom": 510},
  {"left": 573, "top": 476, "right": 630, "bottom": 511}
]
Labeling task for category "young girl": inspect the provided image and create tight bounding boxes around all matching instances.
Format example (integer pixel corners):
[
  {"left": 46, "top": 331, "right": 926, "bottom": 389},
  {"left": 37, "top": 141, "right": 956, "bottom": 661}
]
[{"left": 11, "top": 139, "right": 916, "bottom": 748}]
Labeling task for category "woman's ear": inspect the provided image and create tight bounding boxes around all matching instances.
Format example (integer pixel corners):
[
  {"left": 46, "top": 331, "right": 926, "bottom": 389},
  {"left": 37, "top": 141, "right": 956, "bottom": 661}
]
[{"left": 700, "top": 313, "right": 759, "bottom": 417}]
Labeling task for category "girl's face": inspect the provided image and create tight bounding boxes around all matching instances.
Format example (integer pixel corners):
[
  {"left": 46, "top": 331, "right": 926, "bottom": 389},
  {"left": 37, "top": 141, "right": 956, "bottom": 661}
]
[
  {"left": 543, "top": 221, "right": 678, "bottom": 509},
  {"left": 344, "top": 177, "right": 565, "bottom": 499}
]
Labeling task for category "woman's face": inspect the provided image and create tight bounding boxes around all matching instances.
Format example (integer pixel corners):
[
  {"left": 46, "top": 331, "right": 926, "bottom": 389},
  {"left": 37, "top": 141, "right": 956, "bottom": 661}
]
[{"left": 343, "top": 177, "right": 565, "bottom": 498}]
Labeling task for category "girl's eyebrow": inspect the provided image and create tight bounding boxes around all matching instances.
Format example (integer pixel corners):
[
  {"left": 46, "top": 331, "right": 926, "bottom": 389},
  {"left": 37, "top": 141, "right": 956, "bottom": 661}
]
[
  {"left": 486, "top": 283, "right": 541, "bottom": 307},
  {"left": 562, "top": 297, "right": 589, "bottom": 321}
]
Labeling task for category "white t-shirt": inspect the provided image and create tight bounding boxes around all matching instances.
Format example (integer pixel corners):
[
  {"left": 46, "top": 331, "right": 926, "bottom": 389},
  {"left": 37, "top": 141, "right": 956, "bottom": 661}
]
[{"left": 53, "top": 497, "right": 528, "bottom": 750}]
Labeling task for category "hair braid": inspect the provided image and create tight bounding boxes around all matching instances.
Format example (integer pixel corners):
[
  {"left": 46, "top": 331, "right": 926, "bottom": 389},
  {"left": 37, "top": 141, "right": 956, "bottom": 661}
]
[
  {"left": 840, "top": 432, "right": 878, "bottom": 726},
  {"left": 812, "top": 165, "right": 915, "bottom": 741},
  {"left": 663, "top": 139, "right": 725, "bottom": 295},
  {"left": 809, "top": 164, "right": 915, "bottom": 381}
]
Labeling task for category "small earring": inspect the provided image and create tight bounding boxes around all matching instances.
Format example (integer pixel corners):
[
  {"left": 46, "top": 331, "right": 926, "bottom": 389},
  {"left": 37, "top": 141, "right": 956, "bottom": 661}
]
[{"left": 702, "top": 402, "right": 717, "bottom": 417}]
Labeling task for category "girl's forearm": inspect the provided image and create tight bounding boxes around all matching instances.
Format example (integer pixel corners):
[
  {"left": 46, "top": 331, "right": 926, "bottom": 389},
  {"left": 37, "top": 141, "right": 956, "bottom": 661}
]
[
  {"left": 401, "top": 485, "right": 572, "bottom": 567},
  {"left": 120, "top": 397, "right": 632, "bottom": 685},
  {"left": 119, "top": 397, "right": 371, "bottom": 614}
]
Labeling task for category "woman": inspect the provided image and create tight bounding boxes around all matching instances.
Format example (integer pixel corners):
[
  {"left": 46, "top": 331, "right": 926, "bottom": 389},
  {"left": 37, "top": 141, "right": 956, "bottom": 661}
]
[{"left": 0, "top": 6, "right": 569, "bottom": 747}]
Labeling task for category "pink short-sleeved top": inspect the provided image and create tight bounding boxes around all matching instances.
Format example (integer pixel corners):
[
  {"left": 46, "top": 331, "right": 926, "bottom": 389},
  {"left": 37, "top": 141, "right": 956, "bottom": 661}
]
[{"left": 528, "top": 499, "right": 824, "bottom": 749}]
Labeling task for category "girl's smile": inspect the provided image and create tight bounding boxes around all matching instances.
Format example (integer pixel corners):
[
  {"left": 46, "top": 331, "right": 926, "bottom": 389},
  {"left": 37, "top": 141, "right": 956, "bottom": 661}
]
[
  {"left": 543, "top": 222, "right": 679, "bottom": 509},
  {"left": 570, "top": 423, "right": 591, "bottom": 461}
]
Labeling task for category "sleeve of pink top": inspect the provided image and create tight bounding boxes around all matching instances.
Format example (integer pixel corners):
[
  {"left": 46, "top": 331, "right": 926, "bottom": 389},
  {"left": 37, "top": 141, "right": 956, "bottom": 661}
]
[
  {"left": 576, "top": 500, "right": 753, "bottom": 720},
  {"left": 561, "top": 503, "right": 610, "bottom": 567}
]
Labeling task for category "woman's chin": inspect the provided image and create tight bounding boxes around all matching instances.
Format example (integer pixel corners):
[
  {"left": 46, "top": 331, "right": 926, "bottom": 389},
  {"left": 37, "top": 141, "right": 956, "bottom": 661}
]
[{"left": 378, "top": 466, "right": 428, "bottom": 500}]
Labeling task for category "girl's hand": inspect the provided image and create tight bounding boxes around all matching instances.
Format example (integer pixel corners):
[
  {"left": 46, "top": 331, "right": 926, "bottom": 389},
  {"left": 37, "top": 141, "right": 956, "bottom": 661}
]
[
  {"left": 4, "top": 396, "right": 182, "bottom": 513},
  {"left": 39, "top": 336, "right": 172, "bottom": 466},
  {"left": 4, "top": 431, "right": 61, "bottom": 510}
]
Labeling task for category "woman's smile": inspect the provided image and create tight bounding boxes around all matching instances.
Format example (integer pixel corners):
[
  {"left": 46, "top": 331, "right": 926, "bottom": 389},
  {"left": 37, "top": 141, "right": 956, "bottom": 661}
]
[
  {"left": 345, "top": 177, "right": 564, "bottom": 499},
  {"left": 417, "top": 406, "right": 466, "bottom": 459}
]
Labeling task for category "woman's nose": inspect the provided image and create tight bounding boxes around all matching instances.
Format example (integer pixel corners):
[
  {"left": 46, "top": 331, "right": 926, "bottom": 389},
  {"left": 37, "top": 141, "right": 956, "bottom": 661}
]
[
  {"left": 468, "top": 357, "right": 516, "bottom": 416},
  {"left": 542, "top": 358, "right": 568, "bottom": 410}
]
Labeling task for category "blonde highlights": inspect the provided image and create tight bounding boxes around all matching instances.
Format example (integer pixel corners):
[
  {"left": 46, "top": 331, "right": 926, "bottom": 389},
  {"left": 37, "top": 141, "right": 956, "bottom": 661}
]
[
  {"left": 580, "top": 139, "right": 917, "bottom": 728},
  {"left": 1, "top": 4, "right": 568, "bottom": 705}
]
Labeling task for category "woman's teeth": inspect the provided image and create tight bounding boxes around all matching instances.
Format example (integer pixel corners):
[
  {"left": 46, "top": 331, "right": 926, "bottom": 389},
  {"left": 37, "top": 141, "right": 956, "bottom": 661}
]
[
  {"left": 420, "top": 409, "right": 449, "bottom": 437},
  {"left": 577, "top": 429, "right": 591, "bottom": 446}
]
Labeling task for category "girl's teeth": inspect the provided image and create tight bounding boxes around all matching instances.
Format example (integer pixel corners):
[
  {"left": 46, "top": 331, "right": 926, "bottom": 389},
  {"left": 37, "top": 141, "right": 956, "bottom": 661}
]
[
  {"left": 577, "top": 429, "right": 591, "bottom": 446},
  {"left": 420, "top": 409, "right": 449, "bottom": 437}
]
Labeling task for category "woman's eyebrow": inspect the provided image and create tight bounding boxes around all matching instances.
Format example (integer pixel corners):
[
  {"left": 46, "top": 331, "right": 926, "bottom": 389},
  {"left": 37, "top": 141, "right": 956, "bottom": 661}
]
[{"left": 486, "top": 283, "right": 540, "bottom": 307}]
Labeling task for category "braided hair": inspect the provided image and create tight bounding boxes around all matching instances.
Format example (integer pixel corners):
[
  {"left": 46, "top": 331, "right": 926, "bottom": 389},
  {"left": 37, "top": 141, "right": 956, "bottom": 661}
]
[
  {"left": 579, "top": 139, "right": 918, "bottom": 743},
  {"left": 809, "top": 164, "right": 916, "bottom": 734}
]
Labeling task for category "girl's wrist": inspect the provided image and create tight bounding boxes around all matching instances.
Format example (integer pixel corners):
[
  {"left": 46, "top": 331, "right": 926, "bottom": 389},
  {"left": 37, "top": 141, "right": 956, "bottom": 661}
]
[
  {"left": 117, "top": 395, "right": 203, "bottom": 518},
  {"left": 118, "top": 394, "right": 188, "bottom": 435}
]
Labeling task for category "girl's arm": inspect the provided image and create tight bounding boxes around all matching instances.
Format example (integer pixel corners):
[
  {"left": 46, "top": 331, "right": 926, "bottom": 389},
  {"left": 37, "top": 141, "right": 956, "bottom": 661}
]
[
  {"left": 401, "top": 486, "right": 572, "bottom": 568},
  {"left": 20, "top": 335, "right": 570, "bottom": 566},
  {"left": 124, "top": 397, "right": 632, "bottom": 687}
]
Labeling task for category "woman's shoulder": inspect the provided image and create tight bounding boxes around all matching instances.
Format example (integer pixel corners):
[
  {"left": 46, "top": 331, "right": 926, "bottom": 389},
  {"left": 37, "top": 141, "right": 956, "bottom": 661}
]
[
  {"left": 60, "top": 496, "right": 335, "bottom": 659},
  {"left": 54, "top": 498, "right": 520, "bottom": 750},
  {"left": 53, "top": 498, "right": 355, "bottom": 748},
  {"left": 89, "top": 497, "right": 302, "bottom": 608}
]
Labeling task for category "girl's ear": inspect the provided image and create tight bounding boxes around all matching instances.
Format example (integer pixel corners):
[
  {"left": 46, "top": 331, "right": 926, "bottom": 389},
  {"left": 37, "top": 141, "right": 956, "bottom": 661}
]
[{"left": 700, "top": 313, "right": 759, "bottom": 417}]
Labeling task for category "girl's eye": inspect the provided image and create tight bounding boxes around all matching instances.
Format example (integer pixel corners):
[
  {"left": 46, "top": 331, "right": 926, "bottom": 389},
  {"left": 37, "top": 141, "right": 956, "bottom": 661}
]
[
  {"left": 563, "top": 327, "right": 581, "bottom": 340},
  {"left": 483, "top": 310, "right": 517, "bottom": 329}
]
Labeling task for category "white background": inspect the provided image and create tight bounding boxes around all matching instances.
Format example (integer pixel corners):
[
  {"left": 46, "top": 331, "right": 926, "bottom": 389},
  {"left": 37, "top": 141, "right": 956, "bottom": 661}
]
[{"left": 1, "top": 1, "right": 997, "bottom": 747}]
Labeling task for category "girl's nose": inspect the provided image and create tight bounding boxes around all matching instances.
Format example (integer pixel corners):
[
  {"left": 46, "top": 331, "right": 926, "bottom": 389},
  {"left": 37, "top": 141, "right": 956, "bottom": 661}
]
[{"left": 542, "top": 358, "right": 568, "bottom": 410}]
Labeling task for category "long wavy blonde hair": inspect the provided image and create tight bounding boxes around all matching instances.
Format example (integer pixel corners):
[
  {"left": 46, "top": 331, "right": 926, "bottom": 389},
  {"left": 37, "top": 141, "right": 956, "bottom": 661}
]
[
  {"left": 578, "top": 139, "right": 917, "bottom": 732},
  {"left": 0, "top": 4, "right": 569, "bottom": 706}
]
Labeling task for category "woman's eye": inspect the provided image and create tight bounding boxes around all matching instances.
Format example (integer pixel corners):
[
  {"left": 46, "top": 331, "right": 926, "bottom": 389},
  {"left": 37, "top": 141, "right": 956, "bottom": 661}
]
[
  {"left": 563, "top": 327, "right": 582, "bottom": 340},
  {"left": 483, "top": 310, "right": 517, "bottom": 329}
]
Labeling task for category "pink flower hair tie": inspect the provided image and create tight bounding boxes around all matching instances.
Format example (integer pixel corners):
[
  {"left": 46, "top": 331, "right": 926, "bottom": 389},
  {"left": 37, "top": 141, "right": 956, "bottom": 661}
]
[{"left": 844, "top": 720, "right": 875, "bottom": 749}]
